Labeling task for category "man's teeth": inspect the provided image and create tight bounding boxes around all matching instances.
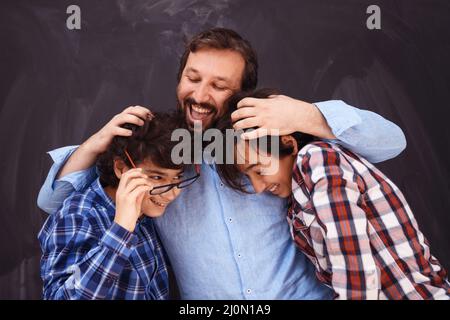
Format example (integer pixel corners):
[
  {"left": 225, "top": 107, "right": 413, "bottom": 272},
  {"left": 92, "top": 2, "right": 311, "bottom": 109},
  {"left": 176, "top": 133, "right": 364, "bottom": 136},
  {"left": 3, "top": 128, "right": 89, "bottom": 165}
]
[
  {"left": 269, "top": 184, "right": 279, "bottom": 192},
  {"left": 150, "top": 198, "right": 166, "bottom": 207},
  {"left": 191, "top": 105, "right": 212, "bottom": 114}
]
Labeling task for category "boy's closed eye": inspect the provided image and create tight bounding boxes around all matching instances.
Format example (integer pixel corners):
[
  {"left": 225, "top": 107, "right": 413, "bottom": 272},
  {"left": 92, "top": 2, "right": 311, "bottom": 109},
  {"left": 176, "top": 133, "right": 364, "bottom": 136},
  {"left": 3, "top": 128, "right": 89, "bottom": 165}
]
[
  {"left": 251, "top": 167, "right": 263, "bottom": 176},
  {"left": 249, "top": 164, "right": 270, "bottom": 176}
]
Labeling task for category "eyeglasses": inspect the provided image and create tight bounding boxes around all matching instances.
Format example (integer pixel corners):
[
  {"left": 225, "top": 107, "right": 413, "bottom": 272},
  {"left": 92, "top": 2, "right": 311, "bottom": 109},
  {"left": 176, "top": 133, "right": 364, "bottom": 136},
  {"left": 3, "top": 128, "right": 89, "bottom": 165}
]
[{"left": 123, "top": 149, "right": 200, "bottom": 195}]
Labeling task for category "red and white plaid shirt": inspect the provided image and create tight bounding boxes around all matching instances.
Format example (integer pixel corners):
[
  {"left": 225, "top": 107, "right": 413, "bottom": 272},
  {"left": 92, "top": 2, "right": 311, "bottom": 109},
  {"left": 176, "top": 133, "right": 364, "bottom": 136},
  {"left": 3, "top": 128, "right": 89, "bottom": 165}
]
[{"left": 288, "top": 141, "right": 450, "bottom": 300}]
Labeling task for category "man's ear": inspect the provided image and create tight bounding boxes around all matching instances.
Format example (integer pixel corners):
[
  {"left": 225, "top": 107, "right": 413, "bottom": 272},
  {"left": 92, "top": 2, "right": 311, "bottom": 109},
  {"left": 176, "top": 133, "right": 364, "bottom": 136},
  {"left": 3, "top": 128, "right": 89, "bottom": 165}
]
[
  {"left": 113, "top": 159, "right": 129, "bottom": 179},
  {"left": 280, "top": 135, "right": 299, "bottom": 155}
]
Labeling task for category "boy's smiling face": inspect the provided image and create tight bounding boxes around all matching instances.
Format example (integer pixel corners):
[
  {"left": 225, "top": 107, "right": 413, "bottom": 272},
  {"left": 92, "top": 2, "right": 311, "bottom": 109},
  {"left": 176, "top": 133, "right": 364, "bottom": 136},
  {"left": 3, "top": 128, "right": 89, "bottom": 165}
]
[
  {"left": 235, "top": 138, "right": 297, "bottom": 198},
  {"left": 137, "top": 160, "right": 184, "bottom": 217},
  {"left": 115, "top": 159, "right": 185, "bottom": 218}
]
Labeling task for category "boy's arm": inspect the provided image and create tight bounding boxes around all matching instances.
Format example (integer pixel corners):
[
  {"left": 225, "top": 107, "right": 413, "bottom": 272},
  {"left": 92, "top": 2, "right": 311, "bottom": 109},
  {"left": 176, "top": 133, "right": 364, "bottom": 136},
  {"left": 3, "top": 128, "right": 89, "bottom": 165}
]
[
  {"left": 300, "top": 144, "right": 381, "bottom": 300},
  {"left": 232, "top": 96, "right": 406, "bottom": 163},
  {"left": 40, "top": 213, "right": 137, "bottom": 300}
]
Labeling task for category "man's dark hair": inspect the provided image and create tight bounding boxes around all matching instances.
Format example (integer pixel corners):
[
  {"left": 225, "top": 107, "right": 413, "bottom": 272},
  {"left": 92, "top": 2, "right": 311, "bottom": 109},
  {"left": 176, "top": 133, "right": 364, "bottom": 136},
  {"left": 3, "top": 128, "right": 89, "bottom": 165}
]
[
  {"left": 215, "top": 88, "right": 315, "bottom": 193},
  {"left": 97, "top": 111, "right": 187, "bottom": 188},
  {"left": 177, "top": 28, "right": 258, "bottom": 91}
]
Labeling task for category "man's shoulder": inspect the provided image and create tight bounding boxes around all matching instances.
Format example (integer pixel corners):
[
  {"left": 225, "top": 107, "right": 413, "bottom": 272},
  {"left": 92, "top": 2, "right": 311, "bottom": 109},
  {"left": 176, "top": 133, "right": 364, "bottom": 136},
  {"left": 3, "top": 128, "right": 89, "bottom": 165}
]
[
  {"left": 296, "top": 141, "right": 362, "bottom": 179},
  {"left": 298, "top": 140, "right": 343, "bottom": 160}
]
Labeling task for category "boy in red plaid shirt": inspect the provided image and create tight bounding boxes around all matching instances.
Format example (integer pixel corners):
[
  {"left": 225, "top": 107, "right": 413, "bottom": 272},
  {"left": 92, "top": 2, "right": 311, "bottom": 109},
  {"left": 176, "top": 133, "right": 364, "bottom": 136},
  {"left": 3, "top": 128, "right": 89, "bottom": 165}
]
[{"left": 218, "top": 89, "right": 450, "bottom": 299}]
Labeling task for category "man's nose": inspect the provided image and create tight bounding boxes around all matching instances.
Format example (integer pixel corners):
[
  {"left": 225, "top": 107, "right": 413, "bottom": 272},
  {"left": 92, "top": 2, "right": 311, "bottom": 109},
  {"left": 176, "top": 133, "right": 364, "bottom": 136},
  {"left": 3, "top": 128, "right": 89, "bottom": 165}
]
[
  {"left": 251, "top": 179, "right": 267, "bottom": 194},
  {"left": 192, "top": 82, "right": 210, "bottom": 103}
]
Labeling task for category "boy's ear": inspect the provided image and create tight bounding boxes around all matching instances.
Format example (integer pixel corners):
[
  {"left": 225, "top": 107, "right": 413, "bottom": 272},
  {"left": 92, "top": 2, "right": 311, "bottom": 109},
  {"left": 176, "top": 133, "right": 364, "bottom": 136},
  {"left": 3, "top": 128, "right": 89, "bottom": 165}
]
[
  {"left": 113, "top": 159, "right": 129, "bottom": 179},
  {"left": 280, "top": 135, "right": 299, "bottom": 155}
]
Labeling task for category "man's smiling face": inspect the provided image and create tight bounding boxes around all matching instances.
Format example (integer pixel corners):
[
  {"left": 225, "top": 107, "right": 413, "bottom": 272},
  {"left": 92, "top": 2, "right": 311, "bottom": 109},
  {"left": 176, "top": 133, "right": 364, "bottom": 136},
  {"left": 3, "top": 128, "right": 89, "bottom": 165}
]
[{"left": 177, "top": 48, "right": 245, "bottom": 131}]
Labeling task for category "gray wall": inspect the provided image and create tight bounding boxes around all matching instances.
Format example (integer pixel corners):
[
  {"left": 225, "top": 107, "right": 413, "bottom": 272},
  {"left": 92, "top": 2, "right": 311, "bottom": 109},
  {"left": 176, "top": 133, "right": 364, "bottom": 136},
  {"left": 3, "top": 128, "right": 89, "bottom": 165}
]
[{"left": 0, "top": 0, "right": 449, "bottom": 299}]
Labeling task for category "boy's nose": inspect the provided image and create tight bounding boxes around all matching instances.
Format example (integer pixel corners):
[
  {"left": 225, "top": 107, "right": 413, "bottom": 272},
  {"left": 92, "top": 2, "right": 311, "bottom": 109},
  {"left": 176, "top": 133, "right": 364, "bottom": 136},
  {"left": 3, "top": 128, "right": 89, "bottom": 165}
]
[
  {"left": 251, "top": 180, "right": 267, "bottom": 194},
  {"left": 162, "top": 187, "right": 179, "bottom": 202}
]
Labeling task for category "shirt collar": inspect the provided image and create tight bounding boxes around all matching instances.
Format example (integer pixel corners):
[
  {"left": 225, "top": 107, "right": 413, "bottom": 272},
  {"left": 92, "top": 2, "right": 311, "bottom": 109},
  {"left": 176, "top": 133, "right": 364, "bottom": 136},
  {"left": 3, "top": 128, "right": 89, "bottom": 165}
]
[{"left": 91, "top": 178, "right": 116, "bottom": 216}]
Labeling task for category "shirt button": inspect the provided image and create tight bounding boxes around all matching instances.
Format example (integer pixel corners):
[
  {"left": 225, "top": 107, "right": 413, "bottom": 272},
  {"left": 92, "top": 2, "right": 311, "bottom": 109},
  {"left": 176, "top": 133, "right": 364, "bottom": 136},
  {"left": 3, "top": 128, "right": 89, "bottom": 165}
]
[
  {"left": 237, "top": 253, "right": 242, "bottom": 258},
  {"left": 246, "top": 289, "right": 252, "bottom": 294},
  {"left": 220, "top": 182, "right": 224, "bottom": 187},
  {"left": 228, "top": 218, "right": 233, "bottom": 223}
]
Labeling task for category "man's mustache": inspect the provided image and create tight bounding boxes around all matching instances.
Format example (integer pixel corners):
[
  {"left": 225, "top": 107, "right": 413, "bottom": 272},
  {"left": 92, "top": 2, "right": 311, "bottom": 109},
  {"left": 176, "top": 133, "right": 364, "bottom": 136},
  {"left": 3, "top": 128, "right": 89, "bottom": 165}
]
[{"left": 184, "top": 97, "right": 217, "bottom": 113}]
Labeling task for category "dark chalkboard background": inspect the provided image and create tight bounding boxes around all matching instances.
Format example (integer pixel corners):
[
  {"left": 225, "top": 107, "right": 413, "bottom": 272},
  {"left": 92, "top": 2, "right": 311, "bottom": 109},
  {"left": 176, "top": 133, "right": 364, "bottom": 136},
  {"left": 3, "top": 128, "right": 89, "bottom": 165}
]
[{"left": 0, "top": 0, "right": 449, "bottom": 299}]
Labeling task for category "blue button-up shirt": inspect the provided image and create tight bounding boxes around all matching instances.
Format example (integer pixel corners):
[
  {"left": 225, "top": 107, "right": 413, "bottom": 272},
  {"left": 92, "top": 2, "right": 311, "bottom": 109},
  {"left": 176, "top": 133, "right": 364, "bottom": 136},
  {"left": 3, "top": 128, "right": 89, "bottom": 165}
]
[{"left": 37, "top": 100, "right": 406, "bottom": 299}]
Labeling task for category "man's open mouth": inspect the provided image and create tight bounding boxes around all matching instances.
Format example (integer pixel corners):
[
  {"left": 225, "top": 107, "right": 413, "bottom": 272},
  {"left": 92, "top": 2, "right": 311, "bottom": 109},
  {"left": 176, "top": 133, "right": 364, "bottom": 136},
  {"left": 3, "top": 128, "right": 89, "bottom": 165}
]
[{"left": 187, "top": 103, "right": 215, "bottom": 122}]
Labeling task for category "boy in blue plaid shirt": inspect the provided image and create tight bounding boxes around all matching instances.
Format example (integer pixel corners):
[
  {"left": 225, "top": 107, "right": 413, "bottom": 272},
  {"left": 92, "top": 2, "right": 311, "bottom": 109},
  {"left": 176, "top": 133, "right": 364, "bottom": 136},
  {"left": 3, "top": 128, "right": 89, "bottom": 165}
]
[{"left": 38, "top": 111, "right": 196, "bottom": 299}]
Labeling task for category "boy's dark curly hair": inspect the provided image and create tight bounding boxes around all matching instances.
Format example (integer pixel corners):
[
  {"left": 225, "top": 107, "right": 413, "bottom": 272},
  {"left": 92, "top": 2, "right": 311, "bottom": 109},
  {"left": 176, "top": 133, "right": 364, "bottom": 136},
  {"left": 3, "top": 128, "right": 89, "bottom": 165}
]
[
  {"left": 215, "top": 88, "right": 315, "bottom": 193},
  {"left": 97, "top": 111, "right": 187, "bottom": 188}
]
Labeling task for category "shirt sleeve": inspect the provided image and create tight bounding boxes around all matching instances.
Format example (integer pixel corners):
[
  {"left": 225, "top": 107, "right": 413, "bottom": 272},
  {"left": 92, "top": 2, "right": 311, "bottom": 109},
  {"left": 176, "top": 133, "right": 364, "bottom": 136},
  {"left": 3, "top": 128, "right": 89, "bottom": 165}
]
[
  {"left": 37, "top": 145, "right": 98, "bottom": 214},
  {"left": 299, "top": 144, "right": 381, "bottom": 300},
  {"left": 314, "top": 100, "right": 407, "bottom": 163},
  {"left": 40, "top": 210, "right": 137, "bottom": 300}
]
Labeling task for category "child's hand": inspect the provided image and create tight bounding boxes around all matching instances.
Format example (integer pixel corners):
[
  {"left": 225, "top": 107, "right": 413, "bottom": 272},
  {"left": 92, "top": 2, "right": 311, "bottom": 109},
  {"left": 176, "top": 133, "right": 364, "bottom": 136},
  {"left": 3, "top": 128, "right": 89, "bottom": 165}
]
[{"left": 114, "top": 168, "right": 153, "bottom": 232}]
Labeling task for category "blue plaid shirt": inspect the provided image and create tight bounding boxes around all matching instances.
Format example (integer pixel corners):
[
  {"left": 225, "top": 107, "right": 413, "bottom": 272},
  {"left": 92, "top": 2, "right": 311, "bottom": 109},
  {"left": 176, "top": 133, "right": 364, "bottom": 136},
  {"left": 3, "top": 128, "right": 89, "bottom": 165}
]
[{"left": 38, "top": 178, "right": 170, "bottom": 300}]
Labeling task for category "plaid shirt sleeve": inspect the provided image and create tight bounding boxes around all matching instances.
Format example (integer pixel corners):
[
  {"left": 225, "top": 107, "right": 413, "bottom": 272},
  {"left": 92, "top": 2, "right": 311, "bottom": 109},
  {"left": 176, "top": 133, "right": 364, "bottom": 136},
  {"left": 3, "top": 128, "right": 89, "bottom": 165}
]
[
  {"left": 299, "top": 144, "right": 380, "bottom": 299},
  {"left": 40, "top": 210, "right": 138, "bottom": 300}
]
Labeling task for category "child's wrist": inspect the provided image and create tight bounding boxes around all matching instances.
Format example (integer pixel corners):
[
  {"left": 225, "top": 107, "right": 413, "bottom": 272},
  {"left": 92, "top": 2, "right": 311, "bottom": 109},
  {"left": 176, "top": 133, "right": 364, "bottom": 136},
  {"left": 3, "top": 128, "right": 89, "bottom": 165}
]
[{"left": 114, "top": 215, "right": 136, "bottom": 232}]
